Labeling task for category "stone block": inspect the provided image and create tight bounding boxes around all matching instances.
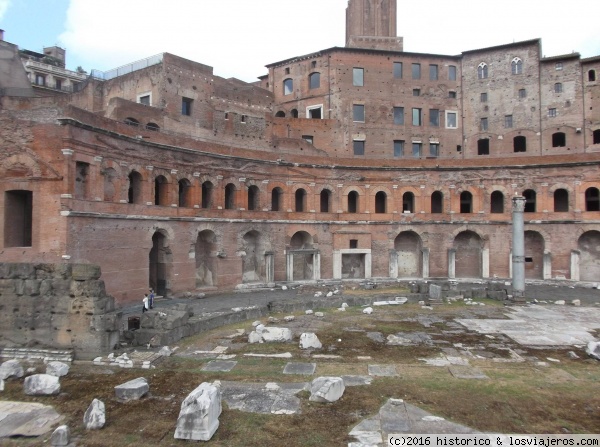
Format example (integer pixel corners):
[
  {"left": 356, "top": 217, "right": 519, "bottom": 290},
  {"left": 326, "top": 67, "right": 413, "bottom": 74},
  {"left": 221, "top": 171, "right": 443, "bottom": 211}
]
[
  {"left": 586, "top": 341, "right": 600, "bottom": 361},
  {"left": 7, "top": 263, "right": 36, "bottom": 280},
  {"left": 174, "top": 382, "right": 222, "bottom": 441},
  {"left": 83, "top": 398, "right": 105, "bottom": 430},
  {"left": 0, "top": 279, "right": 15, "bottom": 295},
  {"left": 50, "top": 425, "right": 70, "bottom": 446},
  {"left": 46, "top": 361, "right": 70, "bottom": 377},
  {"left": 114, "top": 377, "right": 149, "bottom": 401},
  {"left": 429, "top": 284, "right": 442, "bottom": 300},
  {"left": 24, "top": 374, "right": 61, "bottom": 395},
  {"left": 23, "top": 279, "right": 41, "bottom": 296},
  {"left": 261, "top": 327, "right": 292, "bottom": 342},
  {"left": 487, "top": 290, "right": 507, "bottom": 301},
  {"left": 471, "top": 287, "right": 487, "bottom": 299},
  {"left": 299, "top": 333, "right": 322, "bottom": 349},
  {"left": 0, "top": 359, "right": 24, "bottom": 379},
  {"left": 309, "top": 376, "right": 345, "bottom": 402},
  {"left": 71, "top": 264, "right": 102, "bottom": 281}
]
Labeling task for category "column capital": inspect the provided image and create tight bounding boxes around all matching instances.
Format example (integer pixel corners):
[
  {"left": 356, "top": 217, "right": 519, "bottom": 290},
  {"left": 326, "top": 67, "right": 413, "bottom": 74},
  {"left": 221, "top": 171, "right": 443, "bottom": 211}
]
[{"left": 512, "top": 195, "right": 526, "bottom": 212}]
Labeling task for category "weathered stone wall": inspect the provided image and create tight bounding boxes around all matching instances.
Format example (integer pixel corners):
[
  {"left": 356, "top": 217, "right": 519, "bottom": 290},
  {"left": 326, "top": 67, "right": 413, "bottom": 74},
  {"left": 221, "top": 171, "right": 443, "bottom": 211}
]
[{"left": 0, "top": 263, "right": 121, "bottom": 359}]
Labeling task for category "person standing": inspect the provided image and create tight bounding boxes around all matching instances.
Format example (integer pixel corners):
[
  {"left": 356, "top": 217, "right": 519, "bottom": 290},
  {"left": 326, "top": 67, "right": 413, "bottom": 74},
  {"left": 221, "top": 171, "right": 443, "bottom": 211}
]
[
  {"left": 149, "top": 288, "right": 155, "bottom": 309},
  {"left": 142, "top": 294, "right": 149, "bottom": 313}
]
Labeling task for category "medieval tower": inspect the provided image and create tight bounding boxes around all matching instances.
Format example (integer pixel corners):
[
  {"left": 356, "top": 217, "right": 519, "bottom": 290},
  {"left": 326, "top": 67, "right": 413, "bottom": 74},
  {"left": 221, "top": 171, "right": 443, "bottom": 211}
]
[{"left": 346, "top": 0, "right": 403, "bottom": 51}]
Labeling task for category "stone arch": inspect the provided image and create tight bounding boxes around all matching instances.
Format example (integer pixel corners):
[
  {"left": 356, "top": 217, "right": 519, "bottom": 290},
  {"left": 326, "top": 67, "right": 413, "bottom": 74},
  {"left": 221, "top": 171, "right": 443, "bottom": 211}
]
[
  {"left": 128, "top": 170, "right": 144, "bottom": 204},
  {"left": 289, "top": 231, "right": 316, "bottom": 280},
  {"left": 524, "top": 230, "right": 545, "bottom": 279},
  {"left": 453, "top": 230, "right": 483, "bottom": 278},
  {"left": 195, "top": 229, "right": 218, "bottom": 287},
  {"left": 240, "top": 230, "right": 266, "bottom": 283},
  {"left": 247, "top": 184, "right": 260, "bottom": 211},
  {"left": 178, "top": 178, "right": 193, "bottom": 208},
  {"left": 524, "top": 225, "right": 553, "bottom": 253},
  {"left": 154, "top": 174, "right": 170, "bottom": 206},
  {"left": 224, "top": 183, "right": 237, "bottom": 210},
  {"left": 578, "top": 230, "right": 600, "bottom": 281},
  {"left": 394, "top": 231, "right": 423, "bottom": 277},
  {"left": 0, "top": 153, "right": 43, "bottom": 178},
  {"left": 149, "top": 228, "right": 173, "bottom": 297},
  {"left": 290, "top": 231, "right": 314, "bottom": 249}
]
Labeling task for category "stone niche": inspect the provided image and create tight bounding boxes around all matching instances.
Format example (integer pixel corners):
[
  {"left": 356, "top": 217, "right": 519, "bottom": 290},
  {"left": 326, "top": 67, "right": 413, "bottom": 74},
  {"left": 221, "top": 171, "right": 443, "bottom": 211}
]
[{"left": 0, "top": 263, "right": 121, "bottom": 359}]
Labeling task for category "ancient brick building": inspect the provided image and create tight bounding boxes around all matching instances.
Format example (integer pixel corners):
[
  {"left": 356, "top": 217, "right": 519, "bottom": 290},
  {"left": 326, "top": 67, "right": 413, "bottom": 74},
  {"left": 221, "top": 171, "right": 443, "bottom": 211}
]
[{"left": 1, "top": 1, "right": 600, "bottom": 305}]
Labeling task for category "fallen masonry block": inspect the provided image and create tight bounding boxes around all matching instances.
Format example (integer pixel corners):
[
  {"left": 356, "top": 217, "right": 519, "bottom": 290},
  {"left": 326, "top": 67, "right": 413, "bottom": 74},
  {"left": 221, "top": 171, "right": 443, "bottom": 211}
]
[
  {"left": 174, "top": 382, "right": 222, "bottom": 441},
  {"left": 309, "top": 377, "right": 345, "bottom": 403},
  {"left": 114, "top": 377, "right": 149, "bottom": 401}
]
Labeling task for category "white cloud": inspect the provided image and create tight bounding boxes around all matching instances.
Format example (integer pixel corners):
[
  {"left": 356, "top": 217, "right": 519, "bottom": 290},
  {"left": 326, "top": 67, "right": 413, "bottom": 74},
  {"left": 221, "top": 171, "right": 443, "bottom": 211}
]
[
  {"left": 59, "top": 0, "right": 600, "bottom": 82},
  {"left": 0, "top": 0, "right": 10, "bottom": 20}
]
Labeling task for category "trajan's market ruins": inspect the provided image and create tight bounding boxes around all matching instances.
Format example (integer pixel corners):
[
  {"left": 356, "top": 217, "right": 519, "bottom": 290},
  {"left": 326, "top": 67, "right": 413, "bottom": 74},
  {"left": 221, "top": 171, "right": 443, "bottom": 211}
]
[{"left": 0, "top": 0, "right": 599, "bottom": 306}]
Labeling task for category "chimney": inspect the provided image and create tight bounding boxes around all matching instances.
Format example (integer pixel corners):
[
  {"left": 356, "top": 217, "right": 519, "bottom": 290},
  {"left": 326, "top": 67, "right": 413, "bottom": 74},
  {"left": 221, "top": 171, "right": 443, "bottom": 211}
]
[{"left": 0, "top": 29, "right": 4, "bottom": 41}]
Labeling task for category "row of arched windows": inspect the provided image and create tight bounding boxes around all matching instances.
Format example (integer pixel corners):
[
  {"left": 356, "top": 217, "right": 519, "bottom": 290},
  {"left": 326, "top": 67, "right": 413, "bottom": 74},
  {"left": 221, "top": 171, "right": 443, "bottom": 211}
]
[
  {"left": 477, "top": 58, "right": 522, "bottom": 80},
  {"left": 123, "top": 117, "right": 160, "bottom": 131},
  {"left": 123, "top": 172, "right": 600, "bottom": 214}
]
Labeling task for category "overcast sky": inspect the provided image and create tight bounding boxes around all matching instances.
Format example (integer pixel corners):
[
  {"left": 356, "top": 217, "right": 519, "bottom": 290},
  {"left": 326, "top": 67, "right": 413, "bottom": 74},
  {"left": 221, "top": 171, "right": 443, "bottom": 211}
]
[{"left": 1, "top": 0, "right": 599, "bottom": 83}]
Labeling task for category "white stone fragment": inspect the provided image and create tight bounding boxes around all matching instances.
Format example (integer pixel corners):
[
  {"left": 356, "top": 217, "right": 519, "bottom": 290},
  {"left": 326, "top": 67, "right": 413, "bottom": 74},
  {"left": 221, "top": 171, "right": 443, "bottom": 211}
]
[
  {"left": 554, "top": 300, "right": 566, "bottom": 305},
  {"left": 46, "top": 361, "right": 69, "bottom": 377},
  {"left": 282, "top": 285, "right": 288, "bottom": 290},
  {"left": 422, "top": 416, "right": 445, "bottom": 422},
  {"left": 418, "top": 300, "right": 425, "bottom": 305},
  {"left": 309, "top": 377, "right": 345, "bottom": 402},
  {"left": 362, "top": 307, "right": 373, "bottom": 315},
  {"left": 255, "top": 324, "right": 266, "bottom": 334},
  {"left": 315, "top": 312, "right": 324, "bottom": 317},
  {"left": 114, "top": 377, "right": 149, "bottom": 401},
  {"left": 252, "top": 320, "right": 262, "bottom": 327},
  {"left": 314, "top": 292, "right": 323, "bottom": 297},
  {"left": 265, "top": 382, "right": 280, "bottom": 391},
  {"left": 341, "top": 302, "right": 348, "bottom": 308},
  {"left": 24, "top": 374, "right": 60, "bottom": 395},
  {"left": 305, "top": 310, "right": 314, "bottom": 315},
  {"left": 326, "top": 291, "right": 333, "bottom": 297},
  {"left": 159, "top": 346, "right": 173, "bottom": 357},
  {"left": 546, "top": 357, "right": 560, "bottom": 363},
  {"left": 50, "top": 425, "right": 70, "bottom": 446},
  {"left": 83, "top": 399, "right": 105, "bottom": 430},
  {"left": 174, "top": 382, "right": 222, "bottom": 441},
  {"left": 261, "top": 327, "right": 293, "bottom": 342},
  {"left": 299, "top": 333, "right": 322, "bottom": 349},
  {"left": 284, "top": 315, "right": 295, "bottom": 322},
  {"left": 571, "top": 299, "right": 581, "bottom": 307},
  {"left": 586, "top": 341, "right": 600, "bottom": 360},
  {"left": 248, "top": 331, "right": 263, "bottom": 344},
  {"left": 0, "top": 359, "right": 24, "bottom": 380}
]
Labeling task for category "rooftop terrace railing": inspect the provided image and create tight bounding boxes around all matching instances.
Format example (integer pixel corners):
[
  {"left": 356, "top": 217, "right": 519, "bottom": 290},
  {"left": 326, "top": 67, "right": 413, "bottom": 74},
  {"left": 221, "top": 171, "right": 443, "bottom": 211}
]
[{"left": 90, "top": 53, "right": 164, "bottom": 81}]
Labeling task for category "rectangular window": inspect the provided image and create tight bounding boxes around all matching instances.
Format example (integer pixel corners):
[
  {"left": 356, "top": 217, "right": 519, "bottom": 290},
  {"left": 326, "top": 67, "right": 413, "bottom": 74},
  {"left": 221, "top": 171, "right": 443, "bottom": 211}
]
[
  {"left": 4, "top": 190, "right": 33, "bottom": 247},
  {"left": 283, "top": 78, "right": 293, "bottom": 95},
  {"left": 412, "top": 108, "right": 422, "bottom": 126},
  {"left": 448, "top": 91, "right": 457, "bottom": 99},
  {"left": 181, "top": 97, "right": 193, "bottom": 116},
  {"left": 353, "top": 140, "right": 365, "bottom": 155},
  {"left": 429, "top": 64, "right": 438, "bottom": 81},
  {"left": 480, "top": 92, "right": 488, "bottom": 103},
  {"left": 349, "top": 239, "right": 358, "bottom": 249},
  {"left": 302, "top": 135, "right": 314, "bottom": 145},
  {"left": 429, "top": 109, "right": 439, "bottom": 127},
  {"left": 393, "top": 140, "right": 405, "bottom": 157},
  {"left": 445, "top": 111, "right": 457, "bottom": 129},
  {"left": 35, "top": 74, "right": 45, "bottom": 86},
  {"left": 548, "top": 108, "right": 557, "bottom": 117},
  {"left": 518, "top": 88, "right": 527, "bottom": 99},
  {"left": 55, "top": 79, "right": 62, "bottom": 90},
  {"left": 555, "top": 62, "right": 563, "bottom": 70},
  {"left": 412, "top": 142, "right": 422, "bottom": 157},
  {"left": 393, "top": 62, "right": 403, "bottom": 78},
  {"left": 353, "top": 104, "right": 365, "bottom": 122},
  {"left": 353, "top": 68, "right": 364, "bottom": 86},
  {"left": 307, "top": 105, "right": 323, "bottom": 119},
  {"left": 413, "top": 88, "right": 420, "bottom": 97},
  {"left": 480, "top": 117, "right": 488, "bottom": 131},
  {"left": 139, "top": 95, "right": 150, "bottom": 106},
  {"left": 554, "top": 83, "right": 563, "bottom": 93},
  {"left": 393, "top": 107, "right": 404, "bottom": 125},
  {"left": 429, "top": 143, "right": 439, "bottom": 157},
  {"left": 412, "top": 63, "right": 421, "bottom": 79},
  {"left": 448, "top": 65, "right": 457, "bottom": 81},
  {"left": 505, "top": 115, "right": 513, "bottom": 128}
]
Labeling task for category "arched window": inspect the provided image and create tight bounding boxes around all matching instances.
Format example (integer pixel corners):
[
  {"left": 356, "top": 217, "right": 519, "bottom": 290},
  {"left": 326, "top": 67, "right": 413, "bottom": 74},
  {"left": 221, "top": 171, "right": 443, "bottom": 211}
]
[
  {"left": 320, "top": 189, "right": 331, "bottom": 213},
  {"left": 589, "top": 70, "right": 597, "bottom": 82},
  {"left": 552, "top": 132, "right": 566, "bottom": 148},
  {"left": 477, "top": 63, "right": 488, "bottom": 79},
  {"left": 283, "top": 78, "right": 293, "bottom": 95},
  {"left": 514, "top": 136, "right": 527, "bottom": 153},
  {"left": 154, "top": 175, "right": 168, "bottom": 206},
  {"left": 348, "top": 191, "right": 359, "bottom": 213},
  {"left": 402, "top": 192, "right": 414, "bottom": 213},
  {"left": 511, "top": 57, "right": 523, "bottom": 75},
  {"left": 431, "top": 191, "right": 443, "bottom": 213},
  {"left": 271, "top": 187, "right": 283, "bottom": 211},
  {"left": 201, "top": 181, "right": 213, "bottom": 209},
  {"left": 460, "top": 191, "right": 472, "bottom": 213},
  {"left": 375, "top": 191, "right": 387, "bottom": 213},
  {"left": 523, "top": 189, "right": 536, "bottom": 213},
  {"left": 146, "top": 122, "right": 160, "bottom": 131},
  {"left": 124, "top": 117, "right": 139, "bottom": 127},
  {"left": 309, "top": 72, "right": 320, "bottom": 89},
  {"left": 477, "top": 138, "right": 490, "bottom": 155},
  {"left": 490, "top": 191, "right": 504, "bottom": 213},
  {"left": 224, "top": 183, "right": 236, "bottom": 210},
  {"left": 593, "top": 129, "right": 600, "bottom": 144},
  {"left": 553, "top": 189, "right": 569, "bottom": 212},
  {"left": 275, "top": 111, "right": 286, "bottom": 118},
  {"left": 128, "top": 171, "right": 143, "bottom": 204},
  {"left": 295, "top": 188, "right": 306, "bottom": 212},
  {"left": 291, "top": 109, "right": 299, "bottom": 118},
  {"left": 585, "top": 187, "right": 600, "bottom": 211},
  {"left": 247, "top": 185, "right": 259, "bottom": 211},
  {"left": 178, "top": 179, "right": 191, "bottom": 208}
]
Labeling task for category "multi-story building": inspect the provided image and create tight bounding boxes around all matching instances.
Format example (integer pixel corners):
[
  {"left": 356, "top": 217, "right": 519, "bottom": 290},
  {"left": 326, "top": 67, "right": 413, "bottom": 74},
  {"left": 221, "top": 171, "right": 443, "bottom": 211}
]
[{"left": 0, "top": 0, "right": 599, "bottom": 306}]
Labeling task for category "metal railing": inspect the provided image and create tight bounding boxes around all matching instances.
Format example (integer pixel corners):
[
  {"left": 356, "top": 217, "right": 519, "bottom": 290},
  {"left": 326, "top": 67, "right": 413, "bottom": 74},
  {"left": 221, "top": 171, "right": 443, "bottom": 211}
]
[{"left": 90, "top": 53, "right": 164, "bottom": 81}]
